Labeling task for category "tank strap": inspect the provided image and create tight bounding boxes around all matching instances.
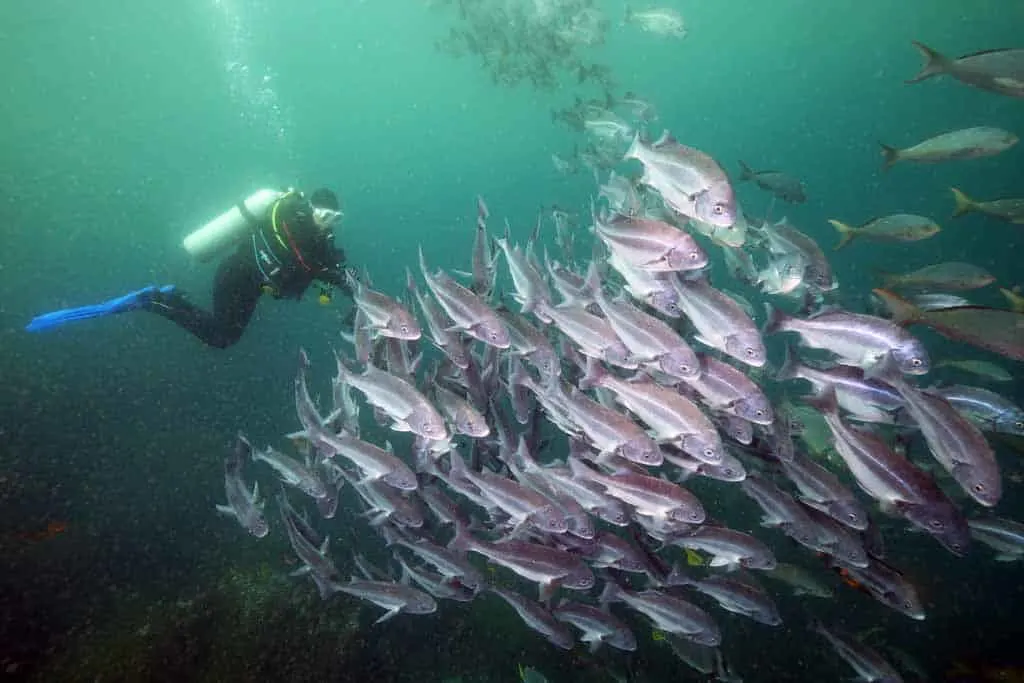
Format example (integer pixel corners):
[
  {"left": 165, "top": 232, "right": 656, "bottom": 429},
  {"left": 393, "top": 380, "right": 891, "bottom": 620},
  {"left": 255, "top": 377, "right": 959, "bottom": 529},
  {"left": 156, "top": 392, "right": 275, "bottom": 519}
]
[
  {"left": 269, "top": 193, "right": 313, "bottom": 273},
  {"left": 236, "top": 199, "right": 259, "bottom": 226}
]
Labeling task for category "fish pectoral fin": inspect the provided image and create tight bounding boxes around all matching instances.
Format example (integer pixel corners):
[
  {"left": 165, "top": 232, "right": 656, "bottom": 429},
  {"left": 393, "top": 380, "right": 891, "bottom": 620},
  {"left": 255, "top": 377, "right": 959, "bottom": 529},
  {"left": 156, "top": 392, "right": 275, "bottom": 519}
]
[
  {"left": 374, "top": 608, "right": 402, "bottom": 624},
  {"left": 390, "top": 420, "right": 413, "bottom": 433},
  {"left": 214, "top": 504, "right": 236, "bottom": 518},
  {"left": 290, "top": 566, "right": 312, "bottom": 578}
]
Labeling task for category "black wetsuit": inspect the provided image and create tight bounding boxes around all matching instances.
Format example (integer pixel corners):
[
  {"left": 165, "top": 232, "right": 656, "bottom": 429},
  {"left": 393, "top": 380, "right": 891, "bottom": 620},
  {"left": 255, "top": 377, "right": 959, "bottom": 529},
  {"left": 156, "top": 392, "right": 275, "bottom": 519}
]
[{"left": 148, "top": 190, "right": 350, "bottom": 348}]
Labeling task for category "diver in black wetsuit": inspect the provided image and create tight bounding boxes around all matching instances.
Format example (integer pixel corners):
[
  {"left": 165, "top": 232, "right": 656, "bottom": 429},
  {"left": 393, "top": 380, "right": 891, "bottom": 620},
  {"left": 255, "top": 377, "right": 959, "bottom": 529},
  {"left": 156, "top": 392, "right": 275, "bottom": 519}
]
[{"left": 145, "top": 187, "right": 352, "bottom": 348}]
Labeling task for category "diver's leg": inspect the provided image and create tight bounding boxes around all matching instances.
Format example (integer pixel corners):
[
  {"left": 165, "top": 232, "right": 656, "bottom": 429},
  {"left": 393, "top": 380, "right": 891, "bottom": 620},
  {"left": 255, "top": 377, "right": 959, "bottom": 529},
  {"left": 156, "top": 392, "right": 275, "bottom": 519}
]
[
  {"left": 210, "top": 253, "right": 262, "bottom": 347},
  {"left": 145, "top": 252, "right": 261, "bottom": 348}
]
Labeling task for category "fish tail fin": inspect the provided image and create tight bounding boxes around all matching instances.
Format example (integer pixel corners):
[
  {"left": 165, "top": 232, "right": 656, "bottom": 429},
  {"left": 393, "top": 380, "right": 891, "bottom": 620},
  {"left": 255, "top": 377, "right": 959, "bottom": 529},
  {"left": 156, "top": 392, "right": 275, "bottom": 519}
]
[
  {"left": 448, "top": 521, "right": 474, "bottom": 553},
  {"left": 950, "top": 187, "right": 976, "bottom": 218},
  {"left": 873, "top": 268, "right": 896, "bottom": 289},
  {"left": 762, "top": 302, "right": 789, "bottom": 335},
  {"left": 578, "top": 356, "right": 607, "bottom": 390},
  {"left": 624, "top": 132, "right": 643, "bottom": 162},
  {"left": 737, "top": 159, "right": 754, "bottom": 182},
  {"left": 598, "top": 580, "right": 622, "bottom": 605},
  {"left": 878, "top": 143, "right": 900, "bottom": 171},
  {"left": 803, "top": 383, "right": 839, "bottom": 415},
  {"left": 906, "top": 41, "right": 949, "bottom": 84},
  {"left": 417, "top": 246, "right": 430, "bottom": 280},
  {"left": 665, "top": 562, "right": 694, "bottom": 587},
  {"left": 775, "top": 342, "right": 801, "bottom": 382},
  {"left": 871, "top": 288, "right": 922, "bottom": 326},
  {"left": 827, "top": 219, "right": 856, "bottom": 250}
]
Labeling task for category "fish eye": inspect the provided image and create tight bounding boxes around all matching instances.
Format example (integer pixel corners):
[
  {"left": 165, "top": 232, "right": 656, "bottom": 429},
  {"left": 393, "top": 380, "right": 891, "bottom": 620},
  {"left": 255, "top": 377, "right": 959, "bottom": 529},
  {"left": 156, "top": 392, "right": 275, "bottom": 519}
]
[
  {"left": 755, "top": 409, "right": 766, "bottom": 418},
  {"left": 1015, "top": 421, "right": 1024, "bottom": 430},
  {"left": 745, "top": 347, "right": 757, "bottom": 357},
  {"left": 903, "top": 600, "right": 913, "bottom": 609},
  {"left": 400, "top": 324, "right": 410, "bottom": 334},
  {"left": 703, "top": 447, "right": 715, "bottom": 458},
  {"left": 911, "top": 358, "right": 923, "bottom": 367},
  {"left": 973, "top": 483, "right": 986, "bottom": 494},
  {"left": 712, "top": 204, "right": 725, "bottom": 215},
  {"left": 847, "top": 513, "right": 859, "bottom": 522},
  {"left": 688, "top": 251, "right": 701, "bottom": 261},
  {"left": 929, "top": 519, "right": 945, "bottom": 530}
]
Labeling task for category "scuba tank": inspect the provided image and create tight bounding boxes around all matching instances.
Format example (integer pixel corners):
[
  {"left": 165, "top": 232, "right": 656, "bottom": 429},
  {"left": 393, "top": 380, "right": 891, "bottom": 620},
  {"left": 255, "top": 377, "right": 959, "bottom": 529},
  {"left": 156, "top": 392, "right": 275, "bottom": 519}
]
[{"left": 183, "top": 188, "right": 283, "bottom": 262}]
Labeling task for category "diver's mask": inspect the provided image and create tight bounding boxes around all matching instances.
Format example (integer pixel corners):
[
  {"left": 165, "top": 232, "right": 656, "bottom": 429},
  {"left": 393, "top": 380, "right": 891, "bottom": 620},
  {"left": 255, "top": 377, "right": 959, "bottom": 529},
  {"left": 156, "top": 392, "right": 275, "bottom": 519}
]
[{"left": 313, "top": 206, "right": 343, "bottom": 232}]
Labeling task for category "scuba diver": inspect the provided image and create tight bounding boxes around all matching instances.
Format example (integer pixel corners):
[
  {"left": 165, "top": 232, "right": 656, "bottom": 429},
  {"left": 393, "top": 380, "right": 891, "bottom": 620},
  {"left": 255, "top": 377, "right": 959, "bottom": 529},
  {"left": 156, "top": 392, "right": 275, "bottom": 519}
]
[
  {"left": 26, "top": 187, "right": 352, "bottom": 348},
  {"left": 146, "top": 187, "right": 351, "bottom": 348}
]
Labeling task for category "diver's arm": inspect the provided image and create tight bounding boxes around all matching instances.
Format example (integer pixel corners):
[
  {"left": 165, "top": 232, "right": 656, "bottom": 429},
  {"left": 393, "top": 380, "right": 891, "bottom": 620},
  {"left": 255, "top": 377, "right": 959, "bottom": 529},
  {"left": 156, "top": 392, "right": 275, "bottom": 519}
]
[{"left": 315, "top": 245, "right": 352, "bottom": 295}]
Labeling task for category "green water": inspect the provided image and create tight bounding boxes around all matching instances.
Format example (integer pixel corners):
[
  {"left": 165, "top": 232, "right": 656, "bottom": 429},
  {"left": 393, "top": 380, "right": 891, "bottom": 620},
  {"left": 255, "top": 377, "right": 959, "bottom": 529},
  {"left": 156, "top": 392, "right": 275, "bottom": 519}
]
[{"left": 1, "top": 1, "right": 1022, "bottom": 681}]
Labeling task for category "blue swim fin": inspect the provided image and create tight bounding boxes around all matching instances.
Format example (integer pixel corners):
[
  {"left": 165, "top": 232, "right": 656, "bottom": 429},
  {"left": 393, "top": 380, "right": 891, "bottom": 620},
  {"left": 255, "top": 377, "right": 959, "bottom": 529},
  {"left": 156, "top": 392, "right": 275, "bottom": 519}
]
[{"left": 25, "top": 285, "right": 176, "bottom": 332}]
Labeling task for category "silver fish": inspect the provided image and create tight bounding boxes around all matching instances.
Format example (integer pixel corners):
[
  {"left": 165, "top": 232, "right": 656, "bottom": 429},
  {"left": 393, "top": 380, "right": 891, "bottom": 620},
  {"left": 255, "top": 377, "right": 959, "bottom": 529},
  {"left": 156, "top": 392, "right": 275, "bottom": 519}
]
[
  {"left": 765, "top": 305, "right": 929, "bottom": 375},
  {"left": 215, "top": 434, "right": 269, "bottom": 538},
  {"left": 907, "top": 42, "right": 1024, "bottom": 98},
  {"left": 543, "top": 301, "right": 637, "bottom": 369},
  {"left": 929, "top": 384, "right": 1024, "bottom": 436},
  {"left": 450, "top": 524, "right": 594, "bottom": 600},
  {"left": 495, "top": 227, "right": 552, "bottom": 320},
  {"left": 776, "top": 344, "right": 905, "bottom": 423},
  {"left": 683, "top": 353, "right": 773, "bottom": 424},
  {"left": 807, "top": 387, "right": 970, "bottom": 556},
  {"left": 599, "top": 582, "right": 721, "bottom": 646},
  {"left": 419, "top": 247, "right": 510, "bottom": 348},
  {"left": 673, "top": 277, "right": 767, "bottom": 367},
  {"left": 253, "top": 445, "right": 328, "bottom": 500},
  {"left": 347, "top": 271, "right": 421, "bottom": 341},
  {"left": 811, "top": 619, "right": 904, "bottom": 683},
  {"left": 337, "top": 575, "right": 437, "bottom": 623},
  {"left": 779, "top": 451, "right": 870, "bottom": 530},
  {"left": 879, "top": 362, "right": 1001, "bottom": 508},
  {"left": 594, "top": 214, "right": 708, "bottom": 272},
  {"left": 278, "top": 493, "right": 343, "bottom": 599},
  {"left": 593, "top": 285, "right": 700, "bottom": 380},
  {"left": 569, "top": 457, "right": 705, "bottom": 524},
  {"left": 487, "top": 586, "right": 574, "bottom": 650},
  {"left": 335, "top": 353, "right": 449, "bottom": 442},
  {"left": 580, "top": 359, "right": 725, "bottom": 464},
  {"left": 665, "top": 525, "right": 776, "bottom": 571},
  {"left": 449, "top": 451, "right": 568, "bottom": 534},
  {"left": 625, "top": 132, "right": 736, "bottom": 227},
  {"left": 553, "top": 600, "right": 637, "bottom": 652},
  {"left": 667, "top": 569, "right": 782, "bottom": 626},
  {"left": 880, "top": 126, "right": 1018, "bottom": 169},
  {"left": 968, "top": 517, "right": 1024, "bottom": 561}
]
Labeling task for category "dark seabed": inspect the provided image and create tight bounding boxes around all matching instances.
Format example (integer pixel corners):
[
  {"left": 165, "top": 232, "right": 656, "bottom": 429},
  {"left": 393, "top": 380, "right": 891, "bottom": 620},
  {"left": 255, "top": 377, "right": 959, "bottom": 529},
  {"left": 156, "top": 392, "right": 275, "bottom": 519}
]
[{"left": 2, "top": 1, "right": 1023, "bottom": 681}]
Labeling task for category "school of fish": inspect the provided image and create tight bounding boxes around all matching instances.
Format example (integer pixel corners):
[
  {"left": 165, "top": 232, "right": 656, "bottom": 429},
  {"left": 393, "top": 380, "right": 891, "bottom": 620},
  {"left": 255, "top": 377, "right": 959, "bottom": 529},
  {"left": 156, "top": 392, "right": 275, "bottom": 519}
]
[{"left": 214, "top": 34, "right": 1024, "bottom": 683}]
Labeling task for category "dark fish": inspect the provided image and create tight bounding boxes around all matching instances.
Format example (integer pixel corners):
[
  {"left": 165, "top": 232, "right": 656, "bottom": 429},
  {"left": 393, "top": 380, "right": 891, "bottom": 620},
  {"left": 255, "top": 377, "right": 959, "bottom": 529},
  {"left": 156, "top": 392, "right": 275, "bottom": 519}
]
[
  {"left": 738, "top": 160, "right": 807, "bottom": 203},
  {"left": 779, "top": 451, "right": 870, "bottom": 531},
  {"left": 811, "top": 619, "right": 904, "bottom": 682},
  {"left": 806, "top": 387, "right": 970, "bottom": 556},
  {"left": 907, "top": 42, "right": 1024, "bottom": 98},
  {"left": 216, "top": 434, "right": 269, "bottom": 538},
  {"left": 874, "top": 288, "right": 1024, "bottom": 362}
]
